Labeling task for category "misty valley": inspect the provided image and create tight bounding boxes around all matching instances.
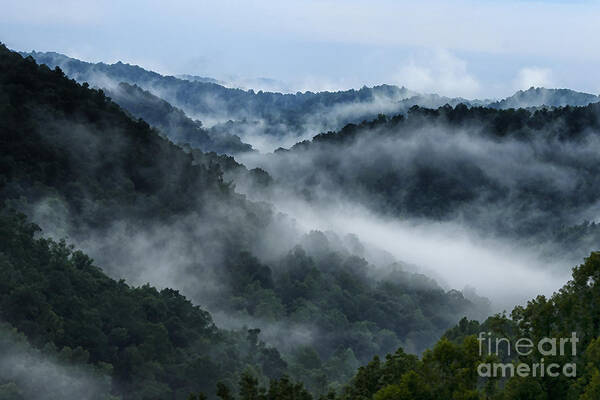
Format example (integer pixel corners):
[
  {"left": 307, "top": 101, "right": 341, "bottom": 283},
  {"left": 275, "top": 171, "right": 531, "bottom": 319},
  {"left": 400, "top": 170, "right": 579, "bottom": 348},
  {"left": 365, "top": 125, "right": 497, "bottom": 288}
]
[{"left": 2, "top": 39, "right": 600, "bottom": 400}]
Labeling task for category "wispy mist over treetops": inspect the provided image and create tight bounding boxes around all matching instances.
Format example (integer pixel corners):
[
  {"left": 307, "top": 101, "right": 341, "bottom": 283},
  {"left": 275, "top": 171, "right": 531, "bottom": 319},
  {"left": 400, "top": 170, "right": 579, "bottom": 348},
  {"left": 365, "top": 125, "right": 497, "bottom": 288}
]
[{"left": 2, "top": 1, "right": 600, "bottom": 397}]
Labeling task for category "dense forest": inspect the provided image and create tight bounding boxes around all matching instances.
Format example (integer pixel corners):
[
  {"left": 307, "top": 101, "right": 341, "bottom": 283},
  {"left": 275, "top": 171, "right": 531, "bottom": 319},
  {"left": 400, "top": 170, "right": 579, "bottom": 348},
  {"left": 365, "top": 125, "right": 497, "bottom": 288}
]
[
  {"left": 4, "top": 0, "right": 600, "bottom": 396},
  {"left": 0, "top": 209, "right": 284, "bottom": 399},
  {"left": 237, "top": 102, "right": 600, "bottom": 267},
  {"left": 2, "top": 40, "right": 600, "bottom": 400},
  {"left": 104, "top": 82, "right": 253, "bottom": 154},
  {"left": 4, "top": 208, "right": 600, "bottom": 399},
  {"left": 332, "top": 251, "right": 600, "bottom": 400},
  {"left": 0, "top": 45, "right": 491, "bottom": 398}
]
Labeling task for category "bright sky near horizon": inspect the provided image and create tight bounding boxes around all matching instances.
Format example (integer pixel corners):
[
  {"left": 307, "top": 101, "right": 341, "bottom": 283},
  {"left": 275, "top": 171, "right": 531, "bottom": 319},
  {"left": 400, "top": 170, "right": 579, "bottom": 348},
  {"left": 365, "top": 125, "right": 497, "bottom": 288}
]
[{"left": 2, "top": 0, "right": 599, "bottom": 98}]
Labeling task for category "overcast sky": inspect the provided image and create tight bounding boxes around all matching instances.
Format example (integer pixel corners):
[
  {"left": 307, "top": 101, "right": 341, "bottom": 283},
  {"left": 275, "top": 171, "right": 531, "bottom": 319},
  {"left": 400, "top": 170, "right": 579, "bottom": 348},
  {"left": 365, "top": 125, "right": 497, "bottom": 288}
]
[{"left": 2, "top": 0, "right": 599, "bottom": 98}]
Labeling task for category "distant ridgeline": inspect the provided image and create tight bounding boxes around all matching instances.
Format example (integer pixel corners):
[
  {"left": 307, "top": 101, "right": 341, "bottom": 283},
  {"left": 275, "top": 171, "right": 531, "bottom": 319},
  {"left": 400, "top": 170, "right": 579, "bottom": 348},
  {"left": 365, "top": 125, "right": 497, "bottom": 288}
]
[
  {"left": 104, "top": 82, "right": 254, "bottom": 154},
  {"left": 21, "top": 50, "right": 600, "bottom": 153},
  {"left": 2, "top": 45, "right": 490, "bottom": 398},
  {"left": 488, "top": 87, "right": 600, "bottom": 109}
]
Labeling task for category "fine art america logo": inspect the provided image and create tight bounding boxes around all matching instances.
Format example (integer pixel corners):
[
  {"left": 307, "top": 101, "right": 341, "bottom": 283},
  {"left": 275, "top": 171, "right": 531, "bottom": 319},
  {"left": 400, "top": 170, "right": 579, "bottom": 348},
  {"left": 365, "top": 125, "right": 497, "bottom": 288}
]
[{"left": 477, "top": 332, "right": 579, "bottom": 378}]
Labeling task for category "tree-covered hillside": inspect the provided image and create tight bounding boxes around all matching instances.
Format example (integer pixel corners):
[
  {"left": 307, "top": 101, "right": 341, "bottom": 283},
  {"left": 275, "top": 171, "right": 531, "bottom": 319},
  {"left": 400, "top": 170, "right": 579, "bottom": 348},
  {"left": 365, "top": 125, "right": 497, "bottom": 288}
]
[
  {"left": 334, "top": 251, "right": 600, "bottom": 400},
  {"left": 0, "top": 45, "right": 484, "bottom": 397},
  {"left": 105, "top": 82, "right": 253, "bottom": 154},
  {"left": 184, "top": 252, "right": 600, "bottom": 399},
  {"left": 0, "top": 209, "right": 287, "bottom": 399},
  {"left": 79, "top": 251, "right": 599, "bottom": 400},
  {"left": 242, "top": 103, "right": 600, "bottom": 263}
]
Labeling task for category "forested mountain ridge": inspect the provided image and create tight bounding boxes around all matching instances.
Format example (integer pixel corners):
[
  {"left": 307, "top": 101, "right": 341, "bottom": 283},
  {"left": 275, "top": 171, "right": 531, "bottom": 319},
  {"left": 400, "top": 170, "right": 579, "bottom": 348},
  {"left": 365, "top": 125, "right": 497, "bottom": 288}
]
[
  {"left": 488, "top": 87, "right": 600, "bottom": 109},
  {"left": 104, "top": 82, "right": 254, "bottom": 154},
  {"left": 1, "top": 46, "right": 237, "bottom": 230},
  {"left": 20, "top": 50, "right": 417, "bottom": 148},
  {"left": 0, "top": 45, "right": 485, "bottom": 397},
  {"left": 19, "top": 50, "right": 416, "bottom": 115},
  {"left": 0, "top": 209, "right": 287, "bottom": 399},
  {"left": 241, "top": 103, "right": 600, "bottom": 266},
  {"left": 0, "top": 43, "right": 286, "bottom": 398}
]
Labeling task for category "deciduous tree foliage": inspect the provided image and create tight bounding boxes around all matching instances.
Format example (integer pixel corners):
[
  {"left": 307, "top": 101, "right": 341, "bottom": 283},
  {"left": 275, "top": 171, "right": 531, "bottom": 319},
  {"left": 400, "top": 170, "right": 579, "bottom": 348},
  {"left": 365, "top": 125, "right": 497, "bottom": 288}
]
[{"left": 0, "top": 209, "right": 287, "bottom": 398}]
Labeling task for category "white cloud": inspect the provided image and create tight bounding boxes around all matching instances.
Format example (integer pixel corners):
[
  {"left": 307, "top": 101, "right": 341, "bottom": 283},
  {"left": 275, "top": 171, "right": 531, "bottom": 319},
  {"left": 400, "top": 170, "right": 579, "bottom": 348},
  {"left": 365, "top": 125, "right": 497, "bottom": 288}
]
[
  {"left": 394, "top": 49, "right": 481, "bottom": 98},
  {"left": 515, "top": 67, "right": 555, "bottom": 90}
]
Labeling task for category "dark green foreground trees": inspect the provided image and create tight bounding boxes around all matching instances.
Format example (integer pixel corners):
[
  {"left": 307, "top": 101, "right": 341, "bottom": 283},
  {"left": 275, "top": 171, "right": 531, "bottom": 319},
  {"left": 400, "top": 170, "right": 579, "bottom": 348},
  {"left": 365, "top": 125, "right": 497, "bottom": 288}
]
[
  {"left": 0, "top": 209, "right": 289, "bottom": 398},
  {"left": 334, "top": 253, "right": 600, "bottom": 400},
  {"left": 5, "top": 203, "right": 600, "bottom": 399}
]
